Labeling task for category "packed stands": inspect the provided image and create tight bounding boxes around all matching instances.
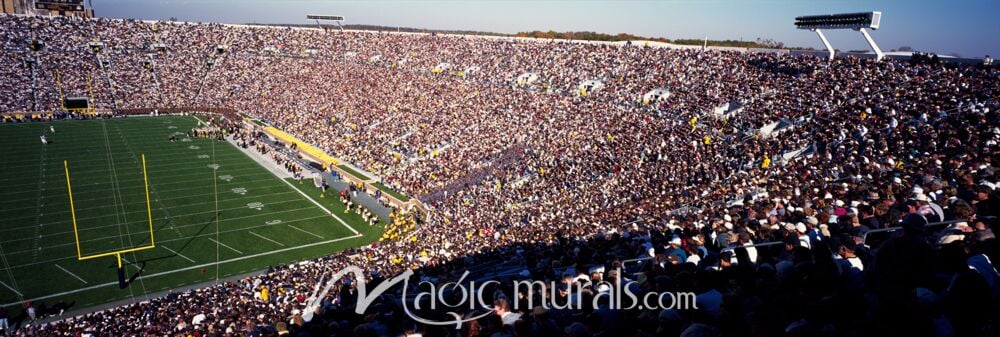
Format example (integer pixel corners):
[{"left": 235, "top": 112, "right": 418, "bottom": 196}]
[{"left": 1, "top": 14, "right": 999, "bottom": 337}]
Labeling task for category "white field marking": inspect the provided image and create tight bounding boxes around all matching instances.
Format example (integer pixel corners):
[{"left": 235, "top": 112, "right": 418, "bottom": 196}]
[
  {"left": 0, "top": 192, "right": 303, "bottom": 241},
  {"left": 4, "top": 210, "right": 326, "bottom": 262},
  {"left": 0, "top": 233, "right": 363, "bottom": 307},
  {"left": 119, "top": 257, "right": 142, "bottom": 270},
  {"left": 271, "top": 169, "right": 360, "bottom": 235},
  {"left": 0, "top": 142, "right": 248, "bottom": 175},
  {"left": 162, "top": 246, "right": 196, "bottom": 263},
  {"left": 248, "top": 231, "right": 286, "bottom": 247},
  {"left": 54, "top": 264, "right": 87, "bottom": 284},
  {"left": 225, "top": 139, "right": 361, "bottom": 236},
  {"left": 208, "top": 238, "right": 244, "bottom": 255},
  {"left": 1, "top": 179, "right": 293, "bottom": 222},
  {"left": 288, "top": 225, "right": 324, "bottom": 239},
  {"left": 0, "top": 169, "right": 273, "bottom": 205},
  {"left": 0, "top": 152, "right": 248, "bottom": 187},
  {"left": 0, "top": 279, "right": 23, "bottom": 297},
  {"left": 0, "top": 165, "right": 272, "bottom": 201}
]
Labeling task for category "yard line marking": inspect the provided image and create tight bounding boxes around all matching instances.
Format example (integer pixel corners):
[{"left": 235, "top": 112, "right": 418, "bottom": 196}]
[
  {"left": 1, "top": 198, "right": 311, "bottom": 247},
  {"left": 0, "top": 279, "right": 22, "bottom": 297},
  {"left": 208, "top": 238, "right": 244, "bottom": 255},
  {"left": 120, "top": 257, "right": 143, "bottom": 270},
  {"left": 277, "top": 173, "right": 360, "bottom": 235},
  {"left": 1, "top": 189, "right": 299, "bottom": 231},
  {"left": 54, "top": 264, "right": 87, "bottom": 284},
  {"left": 4, "top": 213, "right": 329, "bottom": 266},
  {"left": 248, "top": 231, "right": 285, "bottom": 247},
  {"left": 227, "top": 138, "right": 361, "bottom": 236},
  {"left": 288, "top": 225, "right": 324, "bottom": 239},
  {"left": 162, "top": 246, "right": 196, "bottom": 263},
  {"left": 0, "top": 233, "right": 364, "bottom": 307}
]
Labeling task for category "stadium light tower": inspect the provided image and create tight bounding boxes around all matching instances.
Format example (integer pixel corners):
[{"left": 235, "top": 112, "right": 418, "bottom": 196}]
[
  {"left": 307, "top": 15, "right": 345, "bottom": 33},
  {"left": 795, "top": 11, "right": 884, "bottom": 61}
]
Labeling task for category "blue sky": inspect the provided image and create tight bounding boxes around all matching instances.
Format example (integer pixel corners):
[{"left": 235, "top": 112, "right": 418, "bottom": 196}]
[{"left": 92, "top": 0, "right": 999, "bottom": 57}]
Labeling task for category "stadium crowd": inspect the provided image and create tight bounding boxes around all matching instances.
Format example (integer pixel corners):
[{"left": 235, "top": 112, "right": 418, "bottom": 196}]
[{"left": 1, "top": 14, "right": 999, "bottom": 337}]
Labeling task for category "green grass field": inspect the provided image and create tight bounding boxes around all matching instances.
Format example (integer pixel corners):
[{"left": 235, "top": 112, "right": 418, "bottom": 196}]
[{"left": 0, "top": 116, "right": 381, "bottom": 312}]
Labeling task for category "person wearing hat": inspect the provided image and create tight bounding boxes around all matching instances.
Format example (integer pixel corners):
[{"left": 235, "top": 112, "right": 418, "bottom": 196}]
[
  {"left": 908, "top": 192, "right": 945, "bottom": 223},
  {"left": 666, "top": 235, "right": 687, "bottom": 262},
  {"left": 972, "top": 184, "right": 999, "bottom": 218},
  {"left": 794, "top": 223, "right": 811, "bottom": 249},
  {"left": 530, "top": 306, "right": 560, "bottom": 337}
]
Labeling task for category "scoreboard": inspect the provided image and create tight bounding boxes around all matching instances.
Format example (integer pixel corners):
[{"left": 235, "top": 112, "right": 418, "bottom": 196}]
[
  {"left": 306, "top": 15, "right": 344, "bottom": 21},
  {"left": 35, "top": 0, "right": 85, "bottom": 11}
]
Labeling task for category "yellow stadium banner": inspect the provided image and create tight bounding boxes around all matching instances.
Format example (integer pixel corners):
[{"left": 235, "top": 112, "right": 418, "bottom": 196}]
[{"left": 264, "top": 127, "right": 339, "bottom": 166}]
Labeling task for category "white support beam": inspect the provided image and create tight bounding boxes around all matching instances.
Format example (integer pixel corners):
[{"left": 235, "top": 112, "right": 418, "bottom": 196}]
[
  {"left": 813, "top": 29, "right": 835, "bottom": 61},
  {"left": 858, "top": 28, "right": 884, "bottom": 61}
]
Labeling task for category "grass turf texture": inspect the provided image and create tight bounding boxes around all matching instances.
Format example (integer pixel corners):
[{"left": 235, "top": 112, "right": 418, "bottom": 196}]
[
  {"left": 0, "top": 116, "right": 382, "bottom": 312},
  {"left": 336, "top": 164, "right": 370, "bottom": 181},
  {"left": 371, "top": 181, "right": 410, "bottom": 202}
]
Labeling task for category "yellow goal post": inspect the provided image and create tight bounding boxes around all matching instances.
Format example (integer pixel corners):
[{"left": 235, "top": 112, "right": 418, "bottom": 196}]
[{"left": 64, "top": 154, "right": 156, "bottom": 269}]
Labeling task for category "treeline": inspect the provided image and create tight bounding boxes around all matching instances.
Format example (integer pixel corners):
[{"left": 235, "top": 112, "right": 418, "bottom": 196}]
[
  {"left": 341, "top": 24, "right": 508, "bottom": 36},
  {"left": 514, "top": 31, "right": 670, "bottom": 43},
  {"left": 516, "top": 31, "right": 786, "bottom": 49}
]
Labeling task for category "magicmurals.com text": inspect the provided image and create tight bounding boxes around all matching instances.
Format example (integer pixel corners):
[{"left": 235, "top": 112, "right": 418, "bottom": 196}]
[{"left": 300, "top": 266, "right": 698, "bottom": 329}]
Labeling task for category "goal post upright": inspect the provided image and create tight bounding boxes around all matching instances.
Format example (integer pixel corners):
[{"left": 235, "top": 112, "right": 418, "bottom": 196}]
[
  {"left": 64, "top": 160, "right": 82, "bottom": 260},
  {"left": 64, "top": 154, "right": 157, "bottom": 269},
  {"left": 142, "top": 153, "right": 155, "bottom": 248}
]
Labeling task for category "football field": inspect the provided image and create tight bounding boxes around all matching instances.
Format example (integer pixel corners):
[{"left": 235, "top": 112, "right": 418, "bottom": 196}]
[{"left": 0, "top": 116, "right": 380, "bottom": 310}]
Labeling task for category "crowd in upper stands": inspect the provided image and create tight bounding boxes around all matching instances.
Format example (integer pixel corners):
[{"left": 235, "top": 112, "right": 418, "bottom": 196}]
[{"left": 1, "top": 14, "right": 999, "bottom": 337}]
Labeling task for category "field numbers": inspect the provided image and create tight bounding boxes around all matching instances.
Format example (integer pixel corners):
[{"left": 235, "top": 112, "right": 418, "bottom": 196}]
[
  {"left": 219, "top": 175, "right": 233, "bottom": 182},
  {"left": 232, "top": 187, "right": 247, "bottom": 195},
  {"left": 247, "top": 202, "right": 264, "bottom": 210}
]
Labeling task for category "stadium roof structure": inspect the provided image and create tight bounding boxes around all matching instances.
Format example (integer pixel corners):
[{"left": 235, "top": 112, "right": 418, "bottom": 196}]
[
  {"left": 795, "top": 11, "right": 884, "bottom": 61},
  {"left": 307, "top": 14, "right": 345, "bottom": 32}
]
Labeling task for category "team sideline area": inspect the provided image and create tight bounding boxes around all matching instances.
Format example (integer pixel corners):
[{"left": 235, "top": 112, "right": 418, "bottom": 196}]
[{"left": 0, "top": 116, "right": 377, "bottom": 311}]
